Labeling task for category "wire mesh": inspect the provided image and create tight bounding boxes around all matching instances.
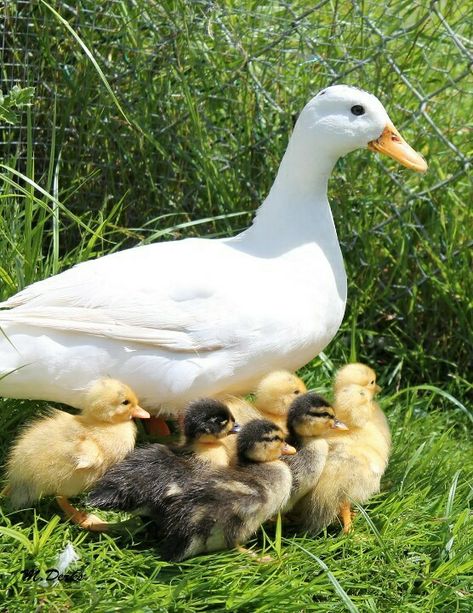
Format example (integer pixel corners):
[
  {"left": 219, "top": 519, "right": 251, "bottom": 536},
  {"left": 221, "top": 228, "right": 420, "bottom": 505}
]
[
  {"left": 1, "top": 2, "right": 471, "bottom": 204},
  {"left": 0, "top": 1, "right": 472, "bottom": 377}
]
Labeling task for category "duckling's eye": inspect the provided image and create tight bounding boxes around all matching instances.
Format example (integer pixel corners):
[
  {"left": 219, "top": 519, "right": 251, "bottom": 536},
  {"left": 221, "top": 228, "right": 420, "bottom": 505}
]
[
  {"left": 122, "top": 399, "right": 130, "bottom": 406},
  {"left": 350, "top": 105, "right": 365, "bottom": 116},
  {"left": 370, "top": 380, "right": 375, "bottom": 385},
  {"left": 262, "top": 435, "right": 282, "bottom": 443},
  {"left": 309, "top": 411, "right": 332, "bottom": 418},
  {"left": 293, "top": 390, "right": 300, "bottom": 395}
]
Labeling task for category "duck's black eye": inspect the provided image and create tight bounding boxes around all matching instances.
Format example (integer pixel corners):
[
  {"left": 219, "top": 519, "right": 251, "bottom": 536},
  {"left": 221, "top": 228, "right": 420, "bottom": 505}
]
[
  {"left": 351, "top": 105, "right": 365, "bottom": 116},
  {"left": 370, "top": 380, "right": 375, "bottom": 385},
  {"left": 294, "top": 390, "right": 300, "bottom": 395},
  {"left": 309, "top": 411, "right": 332, "bottom": 418},
  {"left": 122, "top": 399, "right": 130, "bottom": 406}
]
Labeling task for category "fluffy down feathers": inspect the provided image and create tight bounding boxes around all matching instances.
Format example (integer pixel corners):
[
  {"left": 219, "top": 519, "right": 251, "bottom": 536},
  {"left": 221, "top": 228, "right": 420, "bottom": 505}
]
[
  {"left": 5, "top": 379, "right": 145, "bottom": 508},
  {"left": 89, "top": 420, "right": 293, "bottom": 561},
  {"left": 292, "top": 368, "right": 390, "bottom": 533}
]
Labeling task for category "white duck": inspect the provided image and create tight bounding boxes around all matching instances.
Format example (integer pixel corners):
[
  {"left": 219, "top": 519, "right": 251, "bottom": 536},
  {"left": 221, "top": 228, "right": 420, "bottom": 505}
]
[{"left": 0, "top": 85, "right": 426, "bottom": 411}]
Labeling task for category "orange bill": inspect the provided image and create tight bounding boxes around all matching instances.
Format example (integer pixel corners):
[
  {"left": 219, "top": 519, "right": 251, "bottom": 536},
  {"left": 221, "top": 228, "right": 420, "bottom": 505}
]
[
  {"left": 281, "top": 443, "right": 297, "bottom": 455},
  {"left": 130, "top": 405, "right": 151, "bottom": 419},
  {"left": 368, "top": 121, "right": 427, "bottom": 172}
]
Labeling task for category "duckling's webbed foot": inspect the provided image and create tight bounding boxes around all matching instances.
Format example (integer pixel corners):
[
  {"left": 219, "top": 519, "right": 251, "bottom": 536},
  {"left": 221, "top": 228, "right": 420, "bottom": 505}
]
[
  {"left": 339, "top": 501, "right": 353, "bottom": 533},
  {"left": 236, "top": 545, "right": 273, "bottom": 564},
  {"left": 56, "top": 496, "right": 109, "bottom": 532}
]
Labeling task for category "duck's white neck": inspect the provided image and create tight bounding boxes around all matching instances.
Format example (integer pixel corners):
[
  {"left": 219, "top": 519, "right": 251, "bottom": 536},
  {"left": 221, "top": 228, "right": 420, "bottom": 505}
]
[{"left": 235, "top": 127, "right": 340, "bottom": 252}]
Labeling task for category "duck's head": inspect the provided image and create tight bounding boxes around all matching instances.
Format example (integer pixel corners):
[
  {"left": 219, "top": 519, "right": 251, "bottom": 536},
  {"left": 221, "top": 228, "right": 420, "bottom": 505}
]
[
  {"left": 287, "top": 392, "right": 348, "bottom": 439},
  {"left": 82, "top": 378, "right": 150, "bottom": 423},
  {"left": 184, "top": 398, "right": 240, "bottom": 444},
  {"left": 334, "top": 383, "right": 375, "bottom": 428},
  {"left": 294, "top": 85, "right": 427, "bottom": 172},
  {"left": 254, "top": 370, "right": 307, "bottom": 416},
  {"left": 237, "top": 419, "right": 297, "bottom": 463},
  {"left": 334, "top": 363, "right": 381, "bottom": 395}
]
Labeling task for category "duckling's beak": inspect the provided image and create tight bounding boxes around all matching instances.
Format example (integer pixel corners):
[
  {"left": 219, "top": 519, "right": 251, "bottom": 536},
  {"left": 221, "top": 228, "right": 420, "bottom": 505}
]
[
  {"left": 375, "top": 384, "right": 382, "bottom": 394},
  {"left": 368, "top": 121, "right": 427, "bottom": 172},
  {"left": 281, "top": 443, "right": 297, "bottom": 455},
  {"left": 229, "top": 423, "right": 241, "bottom": 434},
  {"left": 130, "top": 405, "right": 151, "bottom": 419},
  {"left": 331, "top": 419, "right": 349, "bottom": 431}
]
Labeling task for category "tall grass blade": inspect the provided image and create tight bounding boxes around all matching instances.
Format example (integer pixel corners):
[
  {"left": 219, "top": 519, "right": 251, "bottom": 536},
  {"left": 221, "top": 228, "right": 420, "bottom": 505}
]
[{"left": 287, "top": 539, "right": 360, "bottom": 613}]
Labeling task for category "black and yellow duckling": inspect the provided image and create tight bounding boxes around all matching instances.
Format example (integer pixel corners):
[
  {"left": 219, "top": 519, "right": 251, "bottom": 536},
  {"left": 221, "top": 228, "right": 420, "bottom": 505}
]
[
  {"left": 216, "top": 370, "right": 307, "bottom": 463},
  {"left": 180, "top": 398, "right": 240, "bottom": 466},
  {"left": 292, "top": 366, "right": 390, "bottom": 534},
  {"left": 89, "top": 419, "right": 296, "bottom": 561},
  {"left": 86, "top": 398, "right": 241, "bottom": 518},
  {"left": 283, "top": 392, "right": 348, "bottom": 510}
]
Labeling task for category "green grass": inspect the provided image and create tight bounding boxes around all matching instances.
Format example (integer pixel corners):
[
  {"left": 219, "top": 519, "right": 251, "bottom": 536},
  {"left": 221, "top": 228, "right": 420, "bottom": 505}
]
[
  {"left": 0, "top": 1, "right": 472, "bottom": 611},
  {"left": 1, "top": 387, "right": 472, "bottom": 612}
]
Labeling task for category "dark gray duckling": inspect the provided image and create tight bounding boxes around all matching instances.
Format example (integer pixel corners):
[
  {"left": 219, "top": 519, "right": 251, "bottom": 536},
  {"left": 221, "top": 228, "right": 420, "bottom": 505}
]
[
  {"left": 88, "top": 398, "right": 239, "bottom": 514},
  {"left": 90, "top": 419, "right": 296, "bottom": 561}
]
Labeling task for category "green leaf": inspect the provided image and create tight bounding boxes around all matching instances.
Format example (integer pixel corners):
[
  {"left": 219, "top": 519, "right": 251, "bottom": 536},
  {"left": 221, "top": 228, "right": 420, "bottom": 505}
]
[
  {"left": 0, "top": 526, "right": 34, "bottom": 554},
  {"left": 0, "top": 105, "right": 17, "bottom": 124},
  {"left": 8, "top": 85, "right": 35, "bottom": 107}
]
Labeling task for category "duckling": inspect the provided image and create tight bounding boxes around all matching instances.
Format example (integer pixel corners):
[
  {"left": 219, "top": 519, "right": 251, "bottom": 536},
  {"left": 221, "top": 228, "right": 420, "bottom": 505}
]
[
  {"left": 283, "top": 392, "right": 348, "bottom": 510},
  {"left": 87, "top": 398, "right": 241, "bottom": 514},
  {"left": 90, "top": 419, "right": 296, "bottom": 561},
  {"left": 334, "top": 362, "right": 391, "bottom": 447},
  {"left": 334, "top": 362, "right": 381, "bottom": 395},
  {"left": 5, "top": 378, "right": 150, "bottom": 530},
  {"left": 217, "top": 371, "right": 306, "bottom": 430},
  {"left": 253, "top": 370, "right": 307, "bottom": 432},
  {"left": 293, "top": 378, "right": 390, "bottom": 534},
  {"left": 179, "top": 398, "right": 240, "bottom": 466},
  {"left": 216, "top": 370, "right": 307, "bottom": 466}
]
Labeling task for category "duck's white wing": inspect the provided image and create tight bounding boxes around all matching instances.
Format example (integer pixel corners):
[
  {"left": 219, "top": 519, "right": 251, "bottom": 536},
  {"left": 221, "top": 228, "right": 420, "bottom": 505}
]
[
  {"left": 0, "top": 238, "right": 250, "bottom": 352},
  {"left": 0, "top": 306, "right": 225, "bottom": 351}
]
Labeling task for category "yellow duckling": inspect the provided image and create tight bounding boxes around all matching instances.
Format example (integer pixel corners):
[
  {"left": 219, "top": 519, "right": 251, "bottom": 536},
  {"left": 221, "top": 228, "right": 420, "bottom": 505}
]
[
  {"left": 293, "top": 365, "right": 390, "bottom": 534},
  {"left": 334, "top": 362, "right": 381, "bottom": 395},
  {"left": 254, "top": 370, "right": 307, "bottom": 432},
  {"left": 216, "top": 370, "right": 306, "bottom": 463},
  {"left": 5, "top": 378, "right": 149, "bottom": 530},
  {"left": 220, "top": 370, "right": 307, "bottom": 432},
  {"left": 334, "top": 362, "right": 391, "bottom": 447}
]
